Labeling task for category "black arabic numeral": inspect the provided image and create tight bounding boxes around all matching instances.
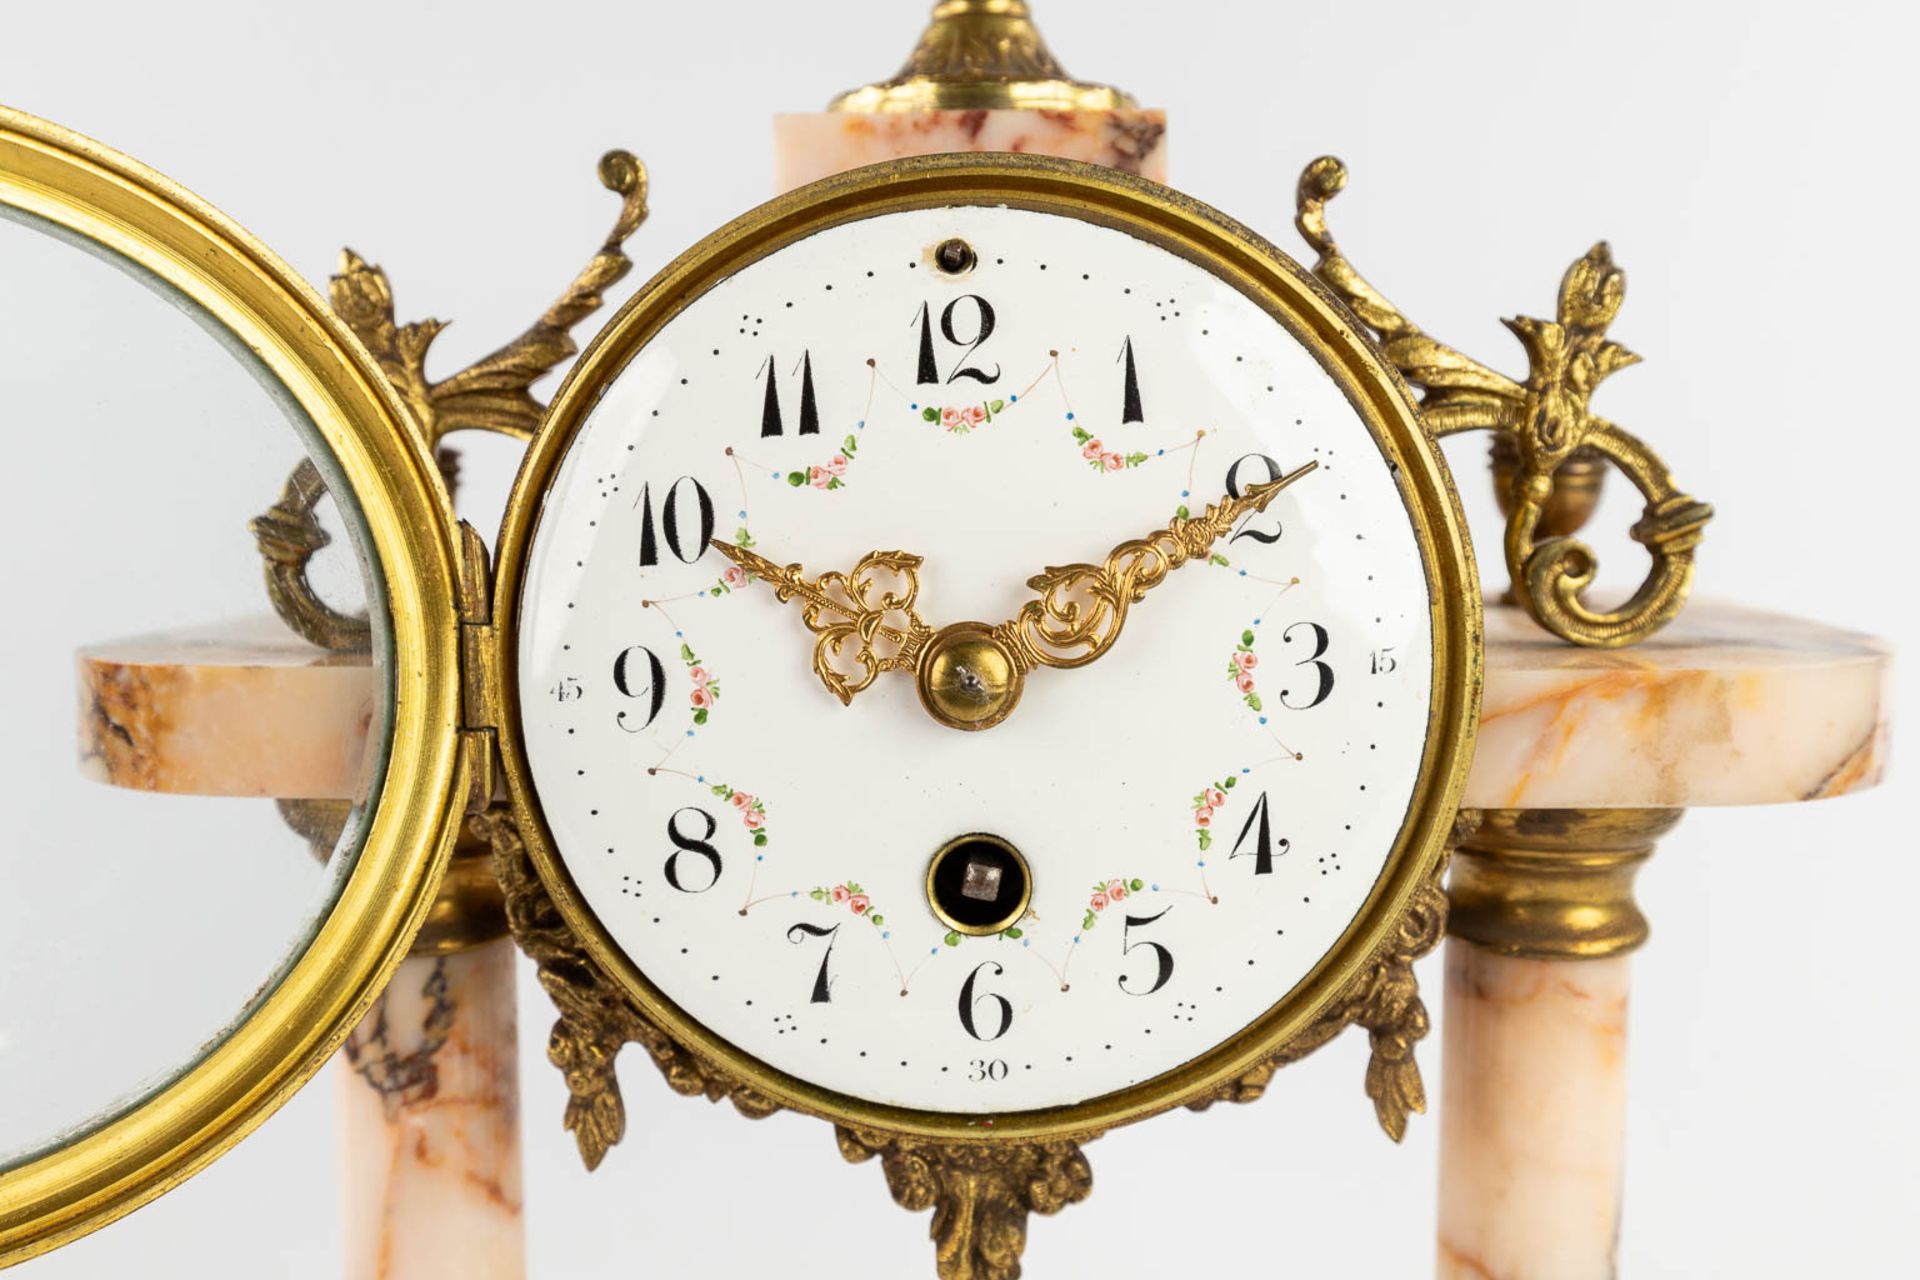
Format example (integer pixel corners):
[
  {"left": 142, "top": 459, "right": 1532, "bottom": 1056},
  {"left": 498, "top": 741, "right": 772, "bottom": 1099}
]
[
  {"left": 957, "top": 961, "right": 1012, "bottom": 1042},
  {"left": 1228, "top": 791, "right": 1291, "bottom": 876},
  {"left": 786, "top": 921, "right": 841, "bottom": 1004},
  {"left": 940, "top": 295, "right": 1000, "bottom": 384},
  {"left": 1118, "top": 906, "right": 1175, "bottom": 996},
  {"left": 1280, "top": 621, "right": 1335, "bottom": 709},
  {"left": 662, "top": 806, "right": 722, "bottom": 893},
  {"left": 611, "top": 645, "right": 666, "bottom": 732},
  {"left": 636, "top": 476, "right": 715, "bottom": 566},
  {"left": 1118, "top": 335, "right": 1144, "bottom": 423},
  {"left": 913, "top": 301, "right": 940, "bottom": 385},
  {"left": 758, "top": 351, "right": 820, "bottom": 436},
  {"left": 913, "top": 296, "right": 1001, "bottom": 385},
  {"left": 1225, "top": 452, "right": 1284, "bottom": 544},
  {"left": 757, "top": 355, "right": 783, "bottom": 437}
]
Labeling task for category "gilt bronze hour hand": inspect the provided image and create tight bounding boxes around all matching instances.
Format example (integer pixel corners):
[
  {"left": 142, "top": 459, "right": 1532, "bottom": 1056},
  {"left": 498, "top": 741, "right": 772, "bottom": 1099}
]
[{"left": 712, "top": 538, "right": 935, "bottom": 707}]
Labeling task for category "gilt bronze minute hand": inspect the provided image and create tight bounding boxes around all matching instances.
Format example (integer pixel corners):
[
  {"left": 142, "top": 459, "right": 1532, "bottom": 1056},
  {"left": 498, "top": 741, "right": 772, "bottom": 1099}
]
[
  {"left": 711, "top": 539, "right": 936, "bottom": 707},
  {"left": 993, "top": 462, "right": 1318, "bottom": 673}
]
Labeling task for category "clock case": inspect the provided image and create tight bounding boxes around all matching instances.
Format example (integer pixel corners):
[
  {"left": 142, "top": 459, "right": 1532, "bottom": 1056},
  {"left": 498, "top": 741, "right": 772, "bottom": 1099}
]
[
  {"left": 0, "top": 119, "right": 1482, "bottom": 1271},
  {"left": 486, "top": 152, "right": 1484, "bottom": 1149}
]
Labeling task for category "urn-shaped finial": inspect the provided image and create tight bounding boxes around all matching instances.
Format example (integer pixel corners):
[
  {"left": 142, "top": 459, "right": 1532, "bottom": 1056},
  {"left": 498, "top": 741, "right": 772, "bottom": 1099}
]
[{"left": 828, "top": 1, "right": 1138, "bottom": 112}]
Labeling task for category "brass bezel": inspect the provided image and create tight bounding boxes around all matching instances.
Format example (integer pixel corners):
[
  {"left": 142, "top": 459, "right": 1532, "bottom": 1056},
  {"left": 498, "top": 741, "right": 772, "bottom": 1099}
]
[
  {"left": 0, "top": 107, "right": 467, "bottom": 1263},
  {"left": 925, "top": 833, "right": 1035, "bottom": 938},
  {"left": 492, "top": 152, "right": 1482, "bottom": 1144}
]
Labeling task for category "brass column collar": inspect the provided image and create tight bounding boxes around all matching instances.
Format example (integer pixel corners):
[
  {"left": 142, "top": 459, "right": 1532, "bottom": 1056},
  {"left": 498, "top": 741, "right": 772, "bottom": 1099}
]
[
  {"left": 410, "top": 829, "right": 510, "bottom": 955},
  {"left": 1446, "top": 808, "right": 1683, "bottom": 961},
  {"left": 828, "top": 1, "right": 1139, "bottom": 113}
]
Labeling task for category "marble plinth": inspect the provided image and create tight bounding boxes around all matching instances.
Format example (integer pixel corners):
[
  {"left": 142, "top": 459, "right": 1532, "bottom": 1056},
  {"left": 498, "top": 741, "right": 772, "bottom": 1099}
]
[
  {"left": 76, "top": 616, "right": 377, "bottom": 799},
  {"left": 1436, "top": 944, "right": 1631, "bottom": 1280},
  {"left": 338, "top": 939, "right": 524, "bottom": 1280},
  {"left": 773, "top": 108, "right": 1168, "bottom": 192},
  {"left": 75, "top": 602, "right": 1891, "bottom": 809}
]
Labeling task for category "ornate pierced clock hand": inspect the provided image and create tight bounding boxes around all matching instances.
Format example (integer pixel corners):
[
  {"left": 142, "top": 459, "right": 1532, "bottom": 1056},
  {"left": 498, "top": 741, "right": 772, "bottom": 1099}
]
[
  {"left": 993, "top": 462, "right": 1318, "bottom": 673},
  {"left": 712, "top": 538, "right": 936, "bottom": 706}
]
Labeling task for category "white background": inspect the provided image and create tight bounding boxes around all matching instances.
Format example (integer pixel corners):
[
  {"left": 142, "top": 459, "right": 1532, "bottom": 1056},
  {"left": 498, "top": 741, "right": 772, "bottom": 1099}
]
[{"left": 3, "top": 0, "right": 1915, "bottom": 1275}]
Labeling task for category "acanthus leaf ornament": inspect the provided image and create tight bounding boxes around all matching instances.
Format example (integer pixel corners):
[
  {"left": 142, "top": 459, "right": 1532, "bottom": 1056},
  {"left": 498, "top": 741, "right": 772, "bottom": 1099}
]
[
  {"left": 251, "top": 150, "right": 650, "bottom": 651},
  {"left": 475, "top": 806, "right": 779, "bottom": 1172},
  {"left": 1295, "top": 155, "right": 1712, "bottom": 648},
  {"left": 1187, "top": 809, "right": 1480, "bottom": 1141},
  {"left": 835, "top": 1127, "right": 1097, "bottom": 1280}
]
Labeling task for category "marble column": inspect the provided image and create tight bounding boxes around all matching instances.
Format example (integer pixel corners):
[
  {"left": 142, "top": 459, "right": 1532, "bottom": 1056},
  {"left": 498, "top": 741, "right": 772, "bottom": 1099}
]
[
  {"left": 337, "top": 841, "right": 522, "bottom": 1280},
  {"left": 1436, "top": 808, "right": 1679, "bottom": 1280}
]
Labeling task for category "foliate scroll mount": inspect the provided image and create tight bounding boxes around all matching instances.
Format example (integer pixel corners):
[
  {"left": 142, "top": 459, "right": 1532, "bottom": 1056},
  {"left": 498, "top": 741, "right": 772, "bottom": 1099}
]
[
  {"left": 250, "top": 150, "right": 651, "bottom": 652},
  {"left": 1295, "top": 155, "right": 1712, "bottom": 648}
]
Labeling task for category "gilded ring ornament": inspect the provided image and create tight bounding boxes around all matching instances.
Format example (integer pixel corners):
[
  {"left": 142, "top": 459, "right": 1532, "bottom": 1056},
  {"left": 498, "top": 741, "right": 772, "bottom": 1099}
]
[{"left": 0, "top": 105, "right": 466, "bottom": 1265}]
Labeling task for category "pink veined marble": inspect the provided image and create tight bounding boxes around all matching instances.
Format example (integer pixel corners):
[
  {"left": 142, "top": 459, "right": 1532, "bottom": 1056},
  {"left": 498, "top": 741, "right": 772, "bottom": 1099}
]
[
  {"left": 75, "top": 616, "right": 379, "bottom": 800},
  {"left": 72, "top": 601, "right": 1890, "bottom": 811},
  {"left": 1437, "top": 944, "right": 1632, "bottom": 1280},
  {"left": 773, "top": 108, "right": 1168, "bottom": 192},
  {"left": 1465, "top": 599, "right": 1890, "bottom": 810},
  {"left": 338, "top": 939, "right": 524, "bottom": 1280}
]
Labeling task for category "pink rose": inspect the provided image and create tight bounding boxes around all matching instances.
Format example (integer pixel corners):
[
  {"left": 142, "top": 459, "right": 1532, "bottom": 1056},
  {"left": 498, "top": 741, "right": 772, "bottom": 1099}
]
[
  {"left": 722, "top": 565, "right": 748, "bottom": 589},
  {"left": 1081, "top": 439, "right": 1104, "bottom": 459},
  {"left": 1207, "top": 788, "right": 1227, "bottom": 808},
  {"left": 1234, "top": 650, "right": 1258, "bottom": 672},
  {"left": 827, "top": 454, "right": 849, "bottom": 476},
  {"left": 810, "top": 466, "right": 830, "bottom": 488},
  {"left": 830, "top": 884, "right": 849, "bottom": 902},
  {"left": 743, "top": 808, "right": 765, "bottom": 830},
  {"left": 1106, "top": 879, "right": 1127, "bottom": 901},
  {"left": 1102, "top": 452, "right": 1125, "bottom": 472},
  {"left": 941, "top": 407, "right": 962, "bottom": 430},
  {"left": 1194, "top": 808, "right": 1213, "bottom": 828},
  {"left": 848, "top": 893, "right": 871, "bottom": 915},
  {"left": 689, "top": 687, "right": 713, "bottom": 709},
  {"left": 730, "top": 791, "right": 753, "bottom": 810},
  {"left": 961, "top": 405, "right": 986, "bottom": 426},
  {"left": 688, "top": 665, "right": 711, "bottom": 685},
  {"left": 1089, "top": 891, "right": 1109, "bottom": 911},
  {"left": 1236, "top": 672, "right": 1256, "bottom": 694}
]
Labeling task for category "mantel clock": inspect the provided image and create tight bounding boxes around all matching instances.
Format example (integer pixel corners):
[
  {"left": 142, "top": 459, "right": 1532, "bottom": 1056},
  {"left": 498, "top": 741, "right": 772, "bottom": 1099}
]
[{"left": 0, "top": 112, "right": 1488, "bottom": 1277}]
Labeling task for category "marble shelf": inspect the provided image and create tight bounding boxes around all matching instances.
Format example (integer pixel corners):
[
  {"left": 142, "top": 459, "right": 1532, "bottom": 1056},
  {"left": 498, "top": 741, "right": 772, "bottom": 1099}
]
[{"left": 76, "top": 599, "right": 1892, "bottom": 808}]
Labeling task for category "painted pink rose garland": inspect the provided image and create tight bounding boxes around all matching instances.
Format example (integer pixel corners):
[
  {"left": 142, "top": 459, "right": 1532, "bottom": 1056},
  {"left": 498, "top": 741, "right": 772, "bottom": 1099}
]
[
  {"left": 782, "top": 433, "right": 861, "bottom": 491},
  {"left": 922, "top": 398, "right": 1005, "bottom": 435},
  {"left": 1081, "top": 877, "right": 1148, "bottom": 931},
  {"left": 708, "top": 781, "right": 769, "bottom": 847},
  {"left": 1192, "top": 775, "right": 1239, "bottom": 851},
  {"left": 808, "top": 880, "right": 885, "bottom": 928},
  {"left": 1227, "top": 628, "right": 1262, "bottom": 711}
]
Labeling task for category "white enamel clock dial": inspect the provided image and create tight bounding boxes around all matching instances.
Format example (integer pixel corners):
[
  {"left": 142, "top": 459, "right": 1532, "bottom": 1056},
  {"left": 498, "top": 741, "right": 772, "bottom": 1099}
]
[{"left": 516, "top": 195, "right": 1442, "bottom": 1115}]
